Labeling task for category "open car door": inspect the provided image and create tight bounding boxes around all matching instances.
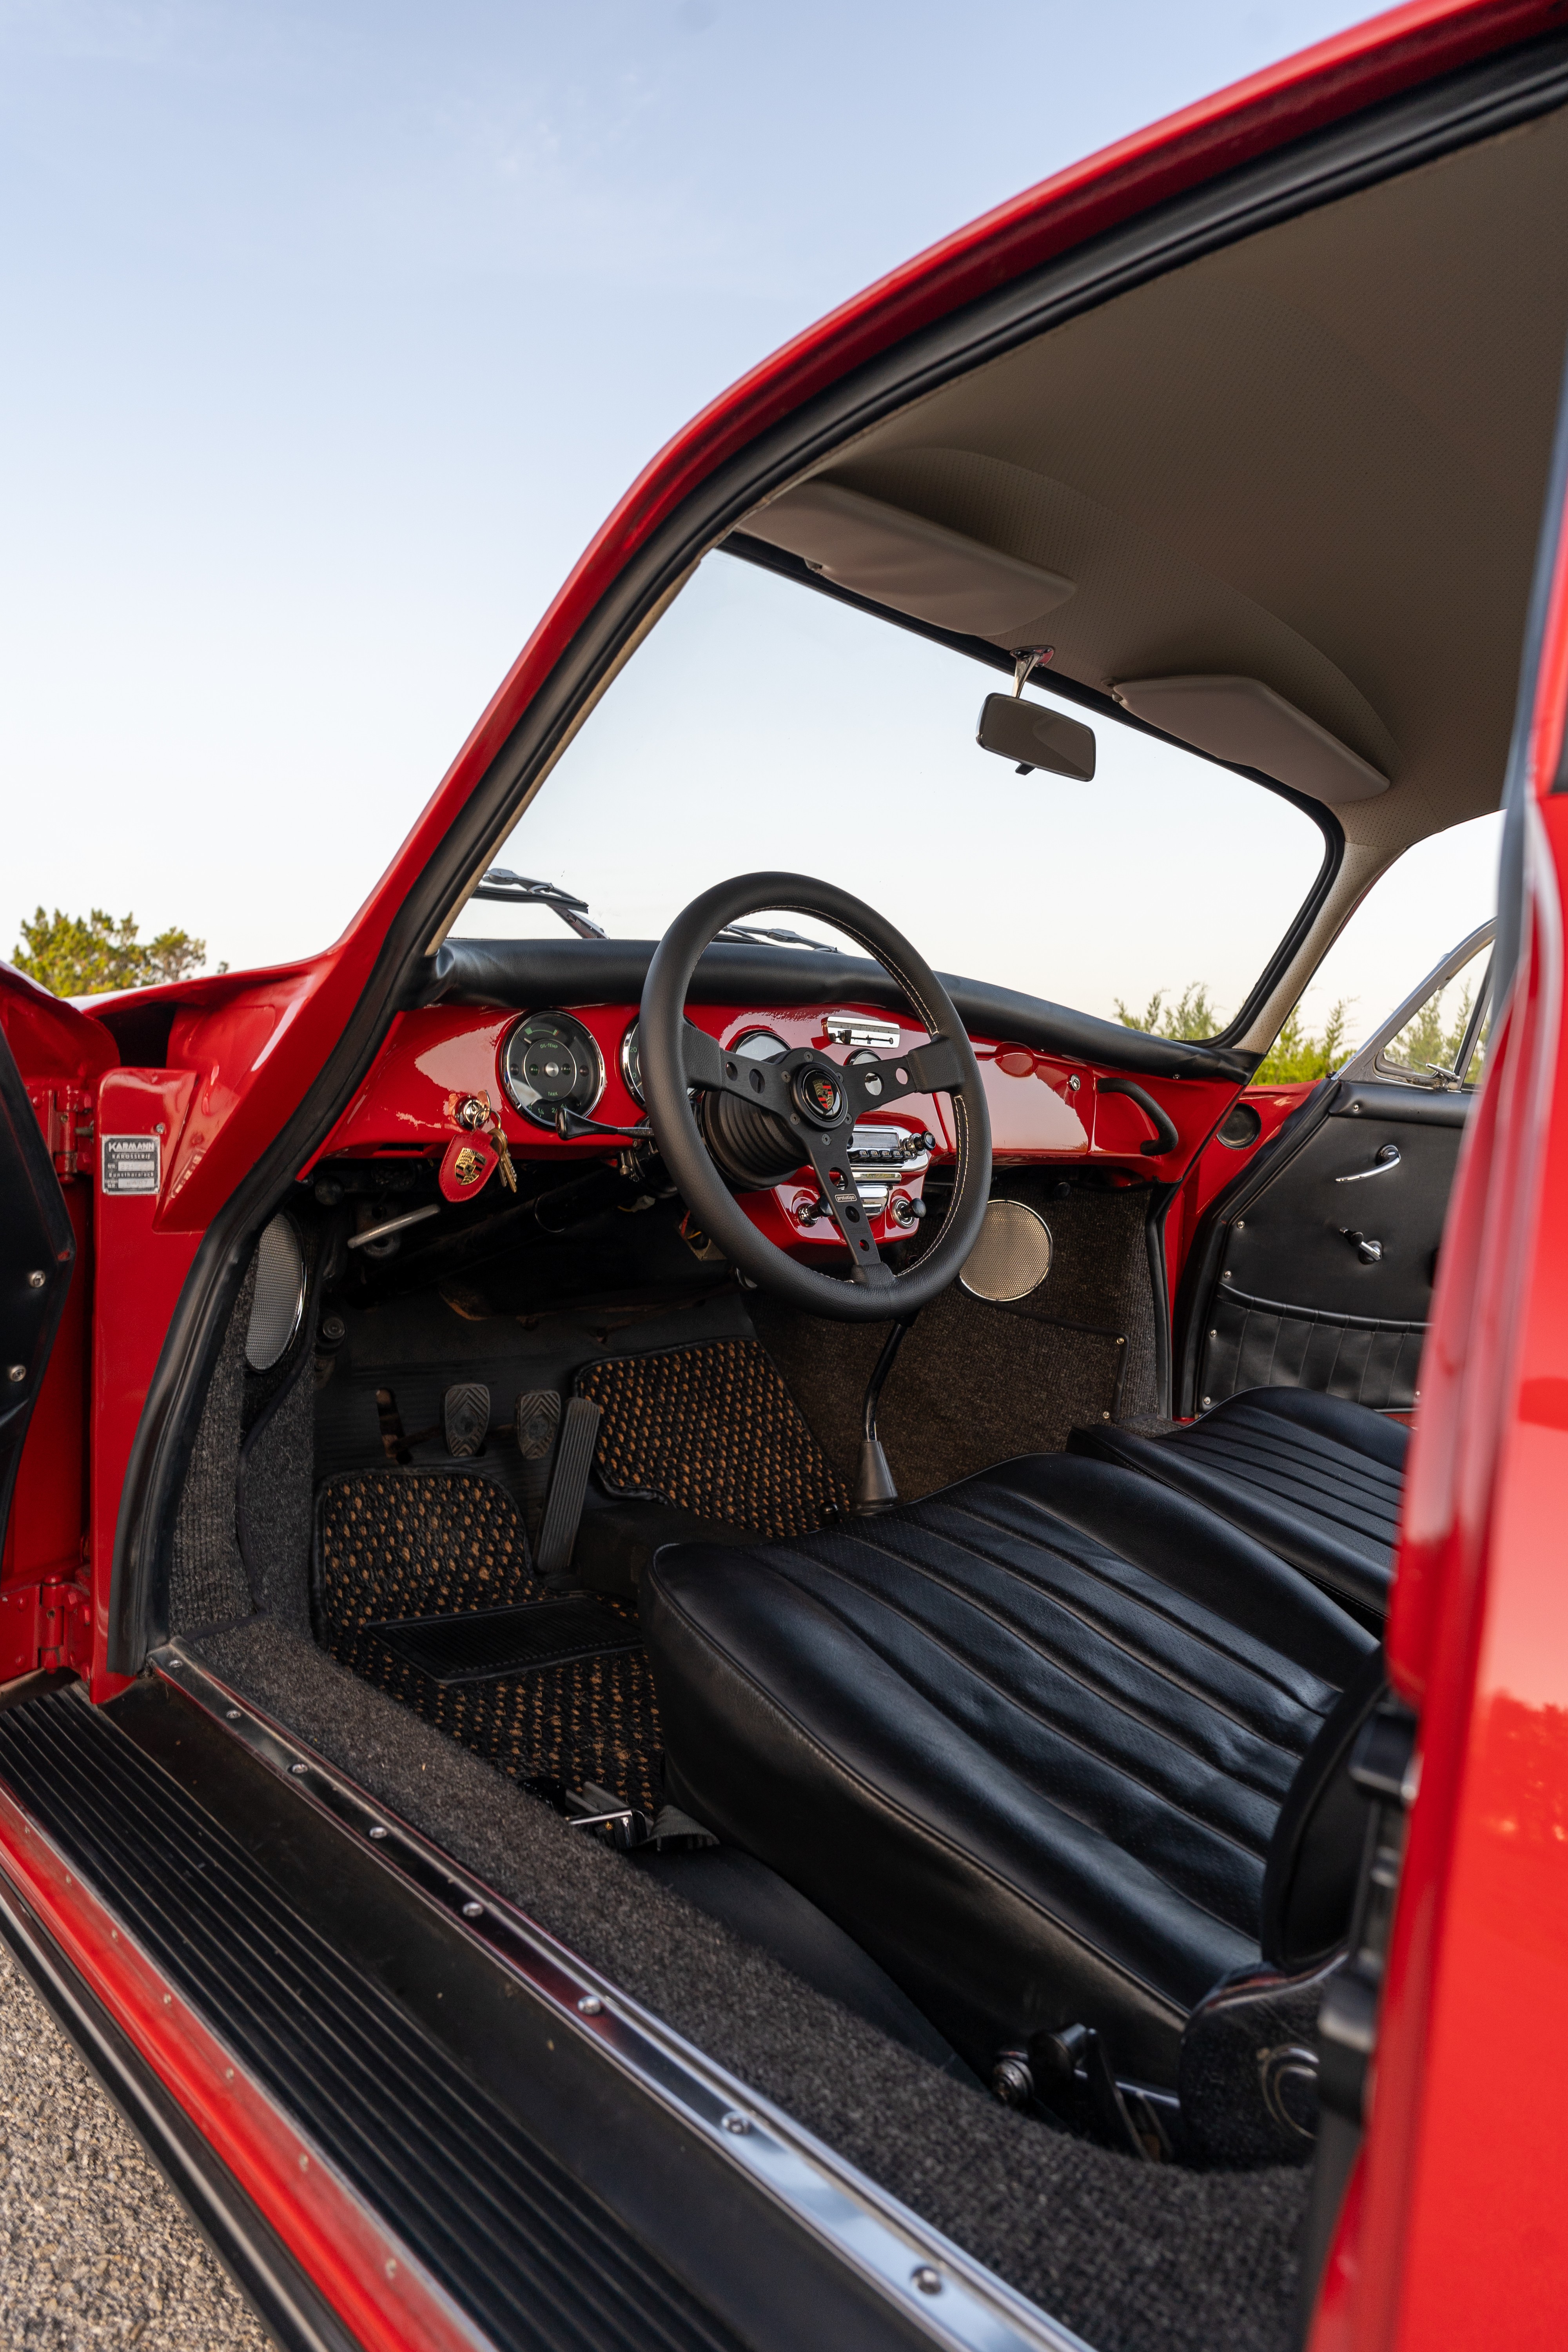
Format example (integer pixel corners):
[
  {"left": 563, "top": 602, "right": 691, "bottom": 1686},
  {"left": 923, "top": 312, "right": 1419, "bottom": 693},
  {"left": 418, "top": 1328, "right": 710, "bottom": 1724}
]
[
  {"left": 0, "top": 969, "right": 113, "bottom": 1677},
  {"left": 1175, "top": 924, "right": 1494, "bottom": 1417}
]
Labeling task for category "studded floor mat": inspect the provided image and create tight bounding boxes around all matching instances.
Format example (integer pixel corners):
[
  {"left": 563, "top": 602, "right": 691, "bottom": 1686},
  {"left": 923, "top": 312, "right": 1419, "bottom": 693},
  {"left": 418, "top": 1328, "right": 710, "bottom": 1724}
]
[
  {"left": 314, "top": 1468, "right": 661, "bottom": 1812},
  {"left": 576, "top": 1338, "right": 849, "bottom": 1539}
]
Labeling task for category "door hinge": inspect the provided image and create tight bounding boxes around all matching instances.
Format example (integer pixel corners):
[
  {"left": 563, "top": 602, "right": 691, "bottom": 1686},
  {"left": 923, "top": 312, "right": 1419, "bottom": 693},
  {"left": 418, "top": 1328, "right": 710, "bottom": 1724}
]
[
  {"left": 0, "top": 1580, "right": 94, "bottom": 1678},
  {"left": 25, "top": 1083, "right": 96, "bottom": 1181},
  {"left": 38, "top": 1579, "right": 94, "bottom": 1673}
]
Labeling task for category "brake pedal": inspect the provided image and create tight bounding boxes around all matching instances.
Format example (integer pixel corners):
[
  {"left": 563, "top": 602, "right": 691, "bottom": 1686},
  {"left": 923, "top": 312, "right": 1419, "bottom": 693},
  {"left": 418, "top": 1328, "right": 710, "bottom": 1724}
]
[
  {"left": 535, "top": 1396, "right": 602, "bottom": 1581},
  {"left": 444, "top": 1382, "right": 491, "bottom": 1459},
  {"left": 514, "top": 1390, "right": 561, "bottom": 1536}
]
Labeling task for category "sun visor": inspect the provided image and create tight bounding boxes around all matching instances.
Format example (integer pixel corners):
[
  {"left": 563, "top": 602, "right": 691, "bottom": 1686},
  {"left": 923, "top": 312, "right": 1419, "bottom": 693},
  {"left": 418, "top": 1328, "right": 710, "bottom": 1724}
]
[
  {"left": 742, "top": 480, "right": 1076, "bottom": 642},
  {"left": 1111, "top": 675, "right": 1390, "bottom": 804}
]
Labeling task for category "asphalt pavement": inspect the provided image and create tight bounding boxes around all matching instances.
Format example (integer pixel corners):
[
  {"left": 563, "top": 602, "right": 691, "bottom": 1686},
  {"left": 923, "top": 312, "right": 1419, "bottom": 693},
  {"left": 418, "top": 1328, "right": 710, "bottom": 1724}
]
[{"left": 0, "top": 1945, "right": 269, "bottom": 2348}]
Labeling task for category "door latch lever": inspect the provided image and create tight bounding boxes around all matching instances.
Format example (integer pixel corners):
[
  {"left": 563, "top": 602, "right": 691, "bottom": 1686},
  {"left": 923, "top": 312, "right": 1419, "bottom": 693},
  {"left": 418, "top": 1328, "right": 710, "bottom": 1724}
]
[{"left": 1336, "top": 1143, "right": 1401, "bottom": 1183}]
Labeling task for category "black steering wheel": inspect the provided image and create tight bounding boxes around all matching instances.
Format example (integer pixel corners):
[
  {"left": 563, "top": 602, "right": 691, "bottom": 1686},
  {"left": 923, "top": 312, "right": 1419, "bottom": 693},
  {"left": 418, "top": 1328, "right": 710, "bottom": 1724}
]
[{"left": 640, "top": 874, "right": 993, "bottom": 1320}]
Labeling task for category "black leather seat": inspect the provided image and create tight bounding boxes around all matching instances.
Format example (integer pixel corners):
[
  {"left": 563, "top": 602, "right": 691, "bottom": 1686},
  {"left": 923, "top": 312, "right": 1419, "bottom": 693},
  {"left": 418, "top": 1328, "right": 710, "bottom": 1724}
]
[
  {"left": 1071, "top": 1388, "right": 1406, "bottom": 1623},
  {"left": 642, "top": 1454, "right": 1376, "bottom": 2089}
]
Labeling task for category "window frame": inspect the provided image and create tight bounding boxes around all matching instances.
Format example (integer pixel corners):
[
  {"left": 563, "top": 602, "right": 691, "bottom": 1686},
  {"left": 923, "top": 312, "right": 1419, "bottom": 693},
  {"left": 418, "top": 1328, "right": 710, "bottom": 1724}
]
[{"left": 1338, "top": 919, "right": 1497, "bottom": 1091}]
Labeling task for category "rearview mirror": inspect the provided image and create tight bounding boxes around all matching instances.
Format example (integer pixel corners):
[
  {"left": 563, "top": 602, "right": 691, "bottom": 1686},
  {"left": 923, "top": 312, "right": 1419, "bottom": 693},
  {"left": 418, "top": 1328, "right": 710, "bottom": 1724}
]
[{"left": 977, "top": 692, "right": 1096, "bottom": 780}]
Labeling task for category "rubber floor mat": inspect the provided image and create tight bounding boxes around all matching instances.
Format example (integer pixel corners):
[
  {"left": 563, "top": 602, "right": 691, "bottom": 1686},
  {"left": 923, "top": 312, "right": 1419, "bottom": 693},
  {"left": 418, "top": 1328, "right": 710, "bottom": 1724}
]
[
  {"left": 576, "top": 1338, "right": 849, "bottom": 1540},
  {"left": 314, "top": 1468, "right": 660, "bottom": 1811},
  {"left": 369, "top": 1595, "right": 644, "bottom": 1684}
]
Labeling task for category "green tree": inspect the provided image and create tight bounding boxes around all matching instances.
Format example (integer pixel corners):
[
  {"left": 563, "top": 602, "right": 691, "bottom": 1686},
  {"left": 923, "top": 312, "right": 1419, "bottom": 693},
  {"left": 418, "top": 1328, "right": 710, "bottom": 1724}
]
[
  {"left": 1113, "top": 981, "right": 1224, "bottom": 1040},
  {"left": 1383, "top": 981, "right": 1484, "bottom": 1082},
  {"left": 1253, "top": 998, "right": 1352, "bottom": 1083},
  {"left": 12, "top": 907, "right": 223, "bottom": 997},
  {"left": 1119, "top": 979, "right": 1354, "bottom": 1082}
]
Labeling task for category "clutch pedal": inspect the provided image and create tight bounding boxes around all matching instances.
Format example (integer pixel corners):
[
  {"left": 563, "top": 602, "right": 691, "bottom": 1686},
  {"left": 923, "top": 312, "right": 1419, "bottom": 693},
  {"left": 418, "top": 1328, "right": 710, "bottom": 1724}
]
[{"left": 443, "top": 1382, "right": 491, "bottom": 1458}]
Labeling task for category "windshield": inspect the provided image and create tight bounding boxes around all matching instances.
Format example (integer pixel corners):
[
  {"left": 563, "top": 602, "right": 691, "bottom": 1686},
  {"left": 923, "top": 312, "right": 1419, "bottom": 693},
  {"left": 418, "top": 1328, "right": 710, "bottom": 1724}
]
[{"left": 453, "top": 551, "right": 1332, "bottom": 1032}]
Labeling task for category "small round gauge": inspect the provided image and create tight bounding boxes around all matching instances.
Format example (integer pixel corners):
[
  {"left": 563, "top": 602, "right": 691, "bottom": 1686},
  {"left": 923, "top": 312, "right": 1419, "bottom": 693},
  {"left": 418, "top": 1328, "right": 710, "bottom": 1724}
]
[
  {"left": 501, "top": 1011, "right": 606, "bottom": 1129},
  {"left": 620, "top": 1020, "right": 645, "bottom": 1107},
  {"left": 732, "top": 1028, "right": 787, "bottom": 1063}
]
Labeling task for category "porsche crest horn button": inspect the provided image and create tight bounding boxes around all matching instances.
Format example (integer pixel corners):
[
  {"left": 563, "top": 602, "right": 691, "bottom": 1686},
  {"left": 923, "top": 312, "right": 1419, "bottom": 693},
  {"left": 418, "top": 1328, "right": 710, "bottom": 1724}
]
[{"left": 793, "top": 1063, "right": 846, "bottom": 1125}]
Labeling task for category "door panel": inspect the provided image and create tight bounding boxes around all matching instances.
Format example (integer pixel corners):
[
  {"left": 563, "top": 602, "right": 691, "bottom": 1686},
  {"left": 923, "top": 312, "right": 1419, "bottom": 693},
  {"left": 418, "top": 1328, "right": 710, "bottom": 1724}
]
[
  {"left": 0, "top": 1023, "right": 78, "bottom": 1548},
  {"left": 0, "top": 974, "right": 113, "bottom": 1644},
  {"left": 1177, "top": 1078, "right": 1467, "bottom": 1415}
]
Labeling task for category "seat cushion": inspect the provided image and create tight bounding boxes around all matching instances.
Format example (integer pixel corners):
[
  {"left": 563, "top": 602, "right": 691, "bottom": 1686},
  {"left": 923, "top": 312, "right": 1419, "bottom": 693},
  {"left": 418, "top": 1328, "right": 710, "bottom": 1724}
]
[
  {"left": 642, "top": 1454, "right": 1374, "bottom": 2087},
  {"left": 1071, "top": 1388, "right": 1407, "bottom": 1622}
]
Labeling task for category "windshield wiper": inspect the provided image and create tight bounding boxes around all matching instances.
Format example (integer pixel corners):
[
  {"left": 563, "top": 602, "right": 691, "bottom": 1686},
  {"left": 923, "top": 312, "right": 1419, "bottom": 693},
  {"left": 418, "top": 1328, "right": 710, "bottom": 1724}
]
[
  {"left": 470, "top": 874, "right": 831, "bottom": 953},
  {"left": 715, "top": 924, "right": 835, "bottom": 953},
  {"left": 472, "top": 869, "right": 606, "bottom": 940}
]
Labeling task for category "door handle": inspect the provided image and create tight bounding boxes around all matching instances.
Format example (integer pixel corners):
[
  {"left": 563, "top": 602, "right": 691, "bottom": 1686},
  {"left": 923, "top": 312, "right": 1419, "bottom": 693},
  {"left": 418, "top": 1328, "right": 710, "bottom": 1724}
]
[{"left": 1335, "top": 1143, "right": 1401, "bottom": 1183}]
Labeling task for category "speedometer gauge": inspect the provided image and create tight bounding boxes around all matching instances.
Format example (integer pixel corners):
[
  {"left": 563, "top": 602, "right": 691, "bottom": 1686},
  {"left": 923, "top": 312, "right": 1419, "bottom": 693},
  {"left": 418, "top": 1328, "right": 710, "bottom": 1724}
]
[{"left": 501, "top": 1012, "right": 606, "bottom": 1129}]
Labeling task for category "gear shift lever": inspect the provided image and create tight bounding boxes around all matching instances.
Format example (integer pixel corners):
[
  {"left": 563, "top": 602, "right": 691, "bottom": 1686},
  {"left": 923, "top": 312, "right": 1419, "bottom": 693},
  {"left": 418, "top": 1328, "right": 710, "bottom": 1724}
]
[{"left": 853, "top": 1318, "right": 915, "bottom": 1514}]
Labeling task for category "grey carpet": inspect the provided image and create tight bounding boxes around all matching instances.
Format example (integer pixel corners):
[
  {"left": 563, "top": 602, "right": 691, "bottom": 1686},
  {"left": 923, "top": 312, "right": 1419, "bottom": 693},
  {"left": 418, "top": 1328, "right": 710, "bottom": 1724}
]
[
  {"left": 236, "top": 1354, "right": 315, "bottom": 1637},
  {"left": 168, "top": 1264, "right": 256, "bottom": 1633},
  {"left": 750, "top": 1181, "right": 1162, "bottom": 1500},
  {"left": 193, "top": 1613, "right": 1308, "bottom": 2352}
]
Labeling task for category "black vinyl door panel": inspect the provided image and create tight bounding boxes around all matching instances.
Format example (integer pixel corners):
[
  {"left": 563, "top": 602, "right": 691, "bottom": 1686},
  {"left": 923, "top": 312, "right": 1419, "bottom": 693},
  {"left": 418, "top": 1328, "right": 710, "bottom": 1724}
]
[{"left": 1179, "top": 1078, "right": 1468, "bottom": 1415}]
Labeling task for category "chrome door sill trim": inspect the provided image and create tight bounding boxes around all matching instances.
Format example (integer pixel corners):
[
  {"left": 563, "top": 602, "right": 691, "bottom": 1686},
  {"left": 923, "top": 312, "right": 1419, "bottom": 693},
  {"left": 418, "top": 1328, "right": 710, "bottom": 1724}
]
[{"left": 153, "top": 1640, "right": 1089, "bottom": 2352}]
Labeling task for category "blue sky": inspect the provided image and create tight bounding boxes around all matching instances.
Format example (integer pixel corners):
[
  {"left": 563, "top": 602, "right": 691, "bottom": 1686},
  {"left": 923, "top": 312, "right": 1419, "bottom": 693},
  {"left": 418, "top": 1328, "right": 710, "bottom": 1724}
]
[{"left": 0, "top": 0, "right": 1501, "bottom": 1031}]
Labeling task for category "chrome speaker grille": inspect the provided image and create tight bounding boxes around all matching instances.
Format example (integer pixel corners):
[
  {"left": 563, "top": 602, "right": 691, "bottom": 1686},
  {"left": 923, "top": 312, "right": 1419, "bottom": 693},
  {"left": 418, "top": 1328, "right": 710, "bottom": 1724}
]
[{"left": 245, "top": 1214, "right": 306, "bottom": 1369}]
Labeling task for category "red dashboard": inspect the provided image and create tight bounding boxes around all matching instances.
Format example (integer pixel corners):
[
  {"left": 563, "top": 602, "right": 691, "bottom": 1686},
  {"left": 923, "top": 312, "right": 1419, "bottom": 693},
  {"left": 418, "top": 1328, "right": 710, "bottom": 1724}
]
[{"left": 309, "top": 997, "right": 1242, "bottom": 1265}]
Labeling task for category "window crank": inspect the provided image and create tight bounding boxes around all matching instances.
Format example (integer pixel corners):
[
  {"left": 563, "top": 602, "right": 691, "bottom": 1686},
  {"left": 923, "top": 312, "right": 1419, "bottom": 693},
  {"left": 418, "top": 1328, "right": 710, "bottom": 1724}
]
[{"left": 1340, "top": 1228, "right": 1384, "bottom": 1263}]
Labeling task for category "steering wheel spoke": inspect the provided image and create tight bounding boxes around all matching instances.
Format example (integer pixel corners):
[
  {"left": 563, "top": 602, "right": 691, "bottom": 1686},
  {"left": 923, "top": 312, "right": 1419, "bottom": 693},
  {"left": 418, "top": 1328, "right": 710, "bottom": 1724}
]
[
  {"left": 679, "top": 1020, "right": 729, "bottom": 1091},
  {"left": 797, "top": 1124, "right": 893, "bottom": 1285},
  {"left": 847, "top": 1034, "right": 967, "bottom": 1111},
  {"left": 681, "top": 1020, "right": 803, "bottom": 1117}
]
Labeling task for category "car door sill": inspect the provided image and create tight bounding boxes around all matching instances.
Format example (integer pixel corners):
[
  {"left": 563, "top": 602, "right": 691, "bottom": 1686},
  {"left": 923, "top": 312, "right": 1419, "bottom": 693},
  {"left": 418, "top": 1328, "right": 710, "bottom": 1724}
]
[{"left": 11, "top": 1647, "right": 1083, "bottom": 2352}]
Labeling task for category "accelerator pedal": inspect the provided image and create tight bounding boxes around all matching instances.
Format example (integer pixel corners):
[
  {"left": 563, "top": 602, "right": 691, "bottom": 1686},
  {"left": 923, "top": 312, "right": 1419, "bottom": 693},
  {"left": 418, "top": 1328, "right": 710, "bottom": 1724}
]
[
  {"left": 535, "top": 1396, "right": 603, "bottom": 1582},
  {"left": 443, "top": 1382, "right": 491, "bottom": 1458}
]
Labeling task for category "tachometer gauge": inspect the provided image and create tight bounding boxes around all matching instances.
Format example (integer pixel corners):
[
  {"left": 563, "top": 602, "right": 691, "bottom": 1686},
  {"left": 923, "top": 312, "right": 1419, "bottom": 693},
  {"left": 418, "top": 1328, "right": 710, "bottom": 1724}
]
[
  {"left": 731, "top": 1029, "right": 787, "bottom": 1062},
  {"left": 501, "top": 1012, "right": 606, "bottom": 1129}
]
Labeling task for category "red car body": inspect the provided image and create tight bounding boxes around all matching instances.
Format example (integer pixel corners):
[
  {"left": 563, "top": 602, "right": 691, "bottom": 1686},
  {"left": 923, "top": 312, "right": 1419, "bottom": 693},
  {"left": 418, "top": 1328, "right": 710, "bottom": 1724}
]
[{"left": 4, "top": 5, "right": 1568, "bottom": 2345}]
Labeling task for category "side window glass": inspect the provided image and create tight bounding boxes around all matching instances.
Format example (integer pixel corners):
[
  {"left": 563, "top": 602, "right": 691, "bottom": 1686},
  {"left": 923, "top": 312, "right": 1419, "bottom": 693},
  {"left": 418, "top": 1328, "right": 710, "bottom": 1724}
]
[{"left": 1375, "top": 945, "right": 1491, "bottom": 1087}]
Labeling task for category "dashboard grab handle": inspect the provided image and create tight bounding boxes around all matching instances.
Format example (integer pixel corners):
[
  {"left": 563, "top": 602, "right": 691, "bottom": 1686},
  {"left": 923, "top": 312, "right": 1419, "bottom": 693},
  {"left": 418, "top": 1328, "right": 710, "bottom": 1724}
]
[{"left": 1098, "top": 1076, "right": 1180, "bottom": 1156}]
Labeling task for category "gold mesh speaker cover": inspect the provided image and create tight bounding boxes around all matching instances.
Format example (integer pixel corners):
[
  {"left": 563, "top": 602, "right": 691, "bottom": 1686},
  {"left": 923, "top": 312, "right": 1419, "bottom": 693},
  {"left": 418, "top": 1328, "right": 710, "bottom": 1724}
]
[{"left": 959, "top": 1199, "right": 1053, "bottom": 1303}]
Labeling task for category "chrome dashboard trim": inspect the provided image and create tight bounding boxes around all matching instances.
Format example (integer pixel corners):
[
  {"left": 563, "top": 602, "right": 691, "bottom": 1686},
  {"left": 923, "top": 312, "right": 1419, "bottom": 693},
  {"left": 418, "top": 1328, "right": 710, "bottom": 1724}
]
[
  {"left": 826, "top": 1013, "right": 902, "bottom": 1050},
  {"left": 618, "top": 1017, "right": 644, "bottom": 1107}
]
